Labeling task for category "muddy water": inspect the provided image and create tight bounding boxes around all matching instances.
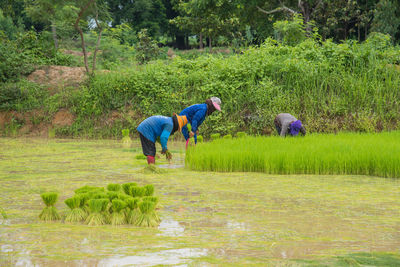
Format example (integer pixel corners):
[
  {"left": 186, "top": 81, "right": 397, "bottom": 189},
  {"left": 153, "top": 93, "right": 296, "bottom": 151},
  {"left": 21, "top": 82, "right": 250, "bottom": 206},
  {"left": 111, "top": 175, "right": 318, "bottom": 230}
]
[{"left": 0, "top": 138, "right": 399, "bottom": 266}]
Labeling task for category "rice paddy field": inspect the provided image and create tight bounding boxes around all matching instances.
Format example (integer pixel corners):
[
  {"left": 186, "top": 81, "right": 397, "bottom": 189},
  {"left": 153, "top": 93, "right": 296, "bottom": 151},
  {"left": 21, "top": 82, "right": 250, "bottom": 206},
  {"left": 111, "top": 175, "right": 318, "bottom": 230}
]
[
  {"left": 1, "top": 137, "right": 400, "bottom": 266},
  {"left": 186, "top": 132, "right": 400, "bottom": 178}
]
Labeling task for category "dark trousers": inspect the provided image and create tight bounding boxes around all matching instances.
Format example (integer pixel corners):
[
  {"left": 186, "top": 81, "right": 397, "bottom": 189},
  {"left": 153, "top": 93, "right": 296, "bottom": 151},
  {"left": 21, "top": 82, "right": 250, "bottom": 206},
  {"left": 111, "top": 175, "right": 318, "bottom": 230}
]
[{"left": 139, "top": 133, "right": 156, "bottom": 156}]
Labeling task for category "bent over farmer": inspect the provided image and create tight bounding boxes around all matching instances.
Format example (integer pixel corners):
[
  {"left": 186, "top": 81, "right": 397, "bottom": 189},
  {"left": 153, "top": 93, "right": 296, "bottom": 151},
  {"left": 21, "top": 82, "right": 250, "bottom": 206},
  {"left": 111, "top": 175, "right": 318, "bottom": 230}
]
[
  {"left": 274, "top": 113, "right": 306, "bottom": 137},
  {"left": 179, "top": 97, "right": 221, "bottom": 147},
  {"left": 137, "top": 114, "right": 188, "bottom": 164}
]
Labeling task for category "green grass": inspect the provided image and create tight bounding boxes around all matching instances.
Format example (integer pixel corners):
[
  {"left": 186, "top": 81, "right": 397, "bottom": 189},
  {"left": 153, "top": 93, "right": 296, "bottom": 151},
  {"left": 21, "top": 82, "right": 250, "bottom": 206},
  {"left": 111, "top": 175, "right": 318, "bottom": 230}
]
[{"left": 186, "top": 131, "right": 400, "bottom": 178}]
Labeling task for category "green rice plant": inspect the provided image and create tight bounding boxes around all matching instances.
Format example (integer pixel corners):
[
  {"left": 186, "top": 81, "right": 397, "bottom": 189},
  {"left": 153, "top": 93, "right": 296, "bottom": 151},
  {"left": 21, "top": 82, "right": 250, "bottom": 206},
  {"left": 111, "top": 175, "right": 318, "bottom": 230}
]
[
  {"left": 121, "top": 129, "right": 132, "bottom": 147},
  {"left": 76, "top": 193, "right": 91, "bottom": 214},
  {"left": 210, "top": 133, "right": 220, "bottom": 140},
  {"left": 117, "top": 193, "right": 129, "bottom": 201},
  {"left": 125, "top": 197, "right": 140, "bottom": 224},
  {"left": 122, "top": 129, "right": 130, "bottom": 138},
  {"left": 107, "top": 191, "right": 119, "bottom": 201},
  {"left": 0, "top": 207, "right": 7, "bottom": 219},
  {"left": 142, "top": 196, "right": 158, "bottom": 205},
  {"left": 122, "top": 182, "right": 137, "bottom": 195},
  {"left": 186, "top": 132, "right": 400, "bottom": 178},
  {"left": 85, "top": 199, "right": 109, "bottom": 226},
  {"left": 107, "top": 184, "right": 121, "bottom": 192},
  {"left": 197, "top": 135, "right": 203, "bottom": 143},
  {"left": 110, "top": 199, "right": 127, "bottom": 225},
  {"left": 90, "top": 192, "right": 108, "bottom": 199},
  {"left": 75, "top": 186, "right": 104, "bottom": 194},
  {"left": 39, "top": 192, "right": 61, "bottom": 221},
  {"left": 130, "top": 186, "right": 145, "bottom": 197},
  {"left": 236, "top": 132, "right": 246, "bottom": 138},
  {"left": 143, "top": 184, "right": 154, "bottom": 196},
  {"left": 135, "top": 201, "right": 160, "bottom": 227},
  {"left": 64, "top": 196, "right": 86, "bottom": 223},
  {"left": 223, "top": 134, "right": 232, "bottom": 139},
  {"left": 135, "top": 154, "right": 146, "bottom": 160}
]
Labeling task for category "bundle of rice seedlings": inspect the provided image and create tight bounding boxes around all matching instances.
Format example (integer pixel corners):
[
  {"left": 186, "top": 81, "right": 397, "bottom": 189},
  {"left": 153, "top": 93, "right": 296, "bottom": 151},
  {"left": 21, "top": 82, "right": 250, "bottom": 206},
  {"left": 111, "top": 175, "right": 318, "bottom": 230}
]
[
  {"left": 85, "top": 199, "right": 109, "bottom": 226},
  {"left": 223, "top": 134, "right": 232, "bottom": 139},
  {"left": 236, "top": 132, "right": 246, "bottom": 138},
  {"left": 110, "top": 199, "right": 127, "bottom": 225},
  {"left": 64, "top": 196, "right": 86, "bottom": 223},
  {"left": 135, "top": 201, "right": 160, "bottom": 227},
  {"left": 107, "top": 191, "right": 119, "bottom": 201},
  {"left": 197, "top": 135, "right": 203, "bottom": 143},
  {"left": 130, "top": 186, "right": 145, "bottom": 197},
  {"left": 143, "top": 184, "right": 154, "bottom": 196},
  {"left": 75, "top": 186, "right": 104, "bottom": 194},
  {"left": 122, "top": 182, "right": 137, "bottom": 195},
  {"left": 90, "top": 192, "right": 108, "bottom": 199},
  {"left": 142, "top": 196, "right": 158, "bottom": 205},
  {"left": 135, "top": 154, "right": 147, "bottom": 160},
  {"left": 107, "top": 184, "right": 121, "bottom": 192},
  {"left": 117, "top": 193, "right": 129, "bottom": 201},
  {"left": 76, "top": 193, "right": 90, "bottom": 214},
  {"left": 210, "top": 133, "right": 220, "bottom": 140},
  {"left": 39, "top": 192, "right": 61, "bottom": 221},
  {"left": 125, "top": 197, "right": 140, "bottom": 224}
]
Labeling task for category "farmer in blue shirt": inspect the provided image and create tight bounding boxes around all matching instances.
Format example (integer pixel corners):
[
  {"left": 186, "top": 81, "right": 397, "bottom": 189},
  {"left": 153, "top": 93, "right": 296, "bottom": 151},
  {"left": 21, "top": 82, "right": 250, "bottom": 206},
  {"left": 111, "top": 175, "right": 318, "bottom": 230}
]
[
  {"left": 179, "top": 97, "right": 221, "bottom": 147},
  {"left": 137, "top": 114, "right": 188, "bottom": 164},
  {"left": 274, "top": 113, "right": 306, "bottom": 137}
]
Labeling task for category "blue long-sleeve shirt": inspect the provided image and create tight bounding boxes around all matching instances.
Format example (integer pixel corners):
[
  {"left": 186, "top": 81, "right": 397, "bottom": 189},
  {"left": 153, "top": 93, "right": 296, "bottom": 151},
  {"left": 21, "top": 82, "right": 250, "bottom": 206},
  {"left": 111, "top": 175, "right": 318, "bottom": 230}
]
[
  {"left": 137, "top": 116, "right": 173, "bottom": 150},
  {"left": 179, "top": 104, "right": 207, "bottom": 142}
]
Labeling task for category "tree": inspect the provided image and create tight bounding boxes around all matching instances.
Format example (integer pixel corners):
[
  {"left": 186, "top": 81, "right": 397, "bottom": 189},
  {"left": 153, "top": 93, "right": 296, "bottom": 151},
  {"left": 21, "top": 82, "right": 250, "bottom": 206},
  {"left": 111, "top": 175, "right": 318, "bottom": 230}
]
[{"left": 371, "top": 0, "right": 400, "bottom": 39}]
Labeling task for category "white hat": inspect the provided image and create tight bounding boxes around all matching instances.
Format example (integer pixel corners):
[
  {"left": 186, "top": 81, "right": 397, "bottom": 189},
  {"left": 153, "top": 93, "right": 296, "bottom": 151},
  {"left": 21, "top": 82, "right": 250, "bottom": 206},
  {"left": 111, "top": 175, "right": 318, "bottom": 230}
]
[{"left": 210, "top": 97, "right": 221, "bottom": 111}]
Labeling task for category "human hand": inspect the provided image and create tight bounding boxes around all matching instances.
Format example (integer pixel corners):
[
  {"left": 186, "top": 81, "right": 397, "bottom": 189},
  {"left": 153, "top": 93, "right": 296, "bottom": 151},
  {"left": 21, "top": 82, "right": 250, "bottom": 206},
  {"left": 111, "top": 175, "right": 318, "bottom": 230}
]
[
  {"left": 189, "top": 131, "right": 195, "bottom": 137},
  {"left": 165, "top": 150, "right": 172, "bottom": 160}
]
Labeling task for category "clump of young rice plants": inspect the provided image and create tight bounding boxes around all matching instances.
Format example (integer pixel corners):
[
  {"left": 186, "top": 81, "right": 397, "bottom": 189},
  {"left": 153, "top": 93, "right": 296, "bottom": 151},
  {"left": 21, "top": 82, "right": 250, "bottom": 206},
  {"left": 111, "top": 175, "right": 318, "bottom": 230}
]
[
  {"left": 143, "top": 184, "right": 154, "bottom": 196},
  {"left": 39, "top": 192, "right": 61, "bottom": 221},
  {"left": 236, "top": 132, "right": 246, "bottom": 138},
  {"left": 122, "top": 182, "right": 137, "bottom": 195},
  {"left": 130, "top": 186, "right": 145, "bottom": 197},
  {"left": 85, "top": 199, "right": 109, "bottom": 226},
  {"left": 64, "top": 196, "right": 86, "bottom": 223},
  {"left": 186, "top": 132, "right": 400, "bottom": 178},
  {"left": 125, "top": 197, "right": 140, "bottom": 224},
  {"left": 121, "top": 129, "right": 132, "bottom": 147},
  {"left": 223, "top": 134, "right": 232, "bottom": 139},
  {"left": 135, "top": 201, "right": 160, "bottom": 227},
  {"left": 75, "top": 186, "right": 104, "bottom": 194},
  {"left": 210, "top": 133, "right": 220, "bottom": 140},
  {"left": 135, "top": 154, "right": 147, "bottom": 160},
  {"left": 107, "top": 184, "right": 121, "bottom": 192},
  {"left": 110, "top": 199, "right": 127, "bottom": 225},
  {"left": 197, "top": 135, "right": 203, "bottom": 143}
]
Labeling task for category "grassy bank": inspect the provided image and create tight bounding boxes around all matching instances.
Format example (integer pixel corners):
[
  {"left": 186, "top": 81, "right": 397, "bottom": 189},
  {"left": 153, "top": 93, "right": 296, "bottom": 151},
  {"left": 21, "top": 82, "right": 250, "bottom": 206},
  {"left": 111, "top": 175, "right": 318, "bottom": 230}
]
[{"left": 186, "top": 131, "right": 400, "bottom": 178}]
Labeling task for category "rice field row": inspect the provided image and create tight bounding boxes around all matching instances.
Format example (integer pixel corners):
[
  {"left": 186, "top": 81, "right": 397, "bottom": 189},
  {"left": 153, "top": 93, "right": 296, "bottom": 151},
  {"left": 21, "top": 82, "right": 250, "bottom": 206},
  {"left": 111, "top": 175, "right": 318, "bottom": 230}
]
[{"left": 185, "top": 131, "right": 400, "bottom": 178}]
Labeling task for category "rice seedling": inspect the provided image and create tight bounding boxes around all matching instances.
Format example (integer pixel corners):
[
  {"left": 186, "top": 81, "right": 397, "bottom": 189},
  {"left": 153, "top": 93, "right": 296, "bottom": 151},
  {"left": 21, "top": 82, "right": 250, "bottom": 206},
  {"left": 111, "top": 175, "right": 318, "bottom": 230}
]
[
  {"left": 130, "top": 186, "right": 145, "bottom": 197},
  {"left": 142, "top": 196, "right": 158, "bottom": 206},
  {"left": 135, "top": 154, "right": 147, "bottom": 160},
  {"left": 110, "top": 199, "right": 127, "bottom": 226},
  {"left": 143, "top": 184, "right": 154, "bottom": 196},
  {"left": 90, "top": 192, "right": 109, "bottom": 199},
  {"left": 107, "top": 184, "right": 121, "bottom": 192},
  {"left": 0, "top": 207, "right": 7, "bottom": 219},
  {"left": 121, "top": 129, "right": 132, "bottom": 147},
  {"left": 186, "top": 132, "right": 400, "bottom": 178},
  {"left": 135, "top": 201, "right": 160, "bottom": 227},
  {"left": 76, "top": 193, "right": 91, "bottom": 214},
  {"left": 75, "top": 186, "right": 104, "bottom": 194},
  {"left": 107, "top": 191, "right": 119, "bottom": 201},
  {"left": 141, "top": 164, "right": 166, "bottom": 174},
  {"left": 125, "top": 197, "right": 140, "bottom": 224},
  {"left": 122, "top": 182, "right": 137, "bottom": 195},
  {"left": 236, "top": 132, "right": 246, "bottom": 138},
  {"left": 210, "top": 133, "right": 220, "bottom": 140},
  {"left": 64, "top": 196, "right": 86, "bottom": 223},
  {"left": 117, "top": 193, "right": 129, "bottom": 201},
  {"left": 39, "top": 192, "right": 61, "bottom": 221},
  {"left": 197, "top": 135, "right": 203, "bottom": 143},
  {"left": 223, "top": 134, "right": 232, "bottom": 139},
  {"left": 85, "top": 199, "right": 109, "bottom": 226}
]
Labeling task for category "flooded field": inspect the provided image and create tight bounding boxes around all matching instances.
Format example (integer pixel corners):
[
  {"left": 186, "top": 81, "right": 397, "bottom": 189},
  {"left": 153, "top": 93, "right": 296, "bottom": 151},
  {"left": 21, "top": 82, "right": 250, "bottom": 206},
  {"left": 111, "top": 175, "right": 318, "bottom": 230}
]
[{"left": 0, "top": 138, "right": 399, "bottom": 266}]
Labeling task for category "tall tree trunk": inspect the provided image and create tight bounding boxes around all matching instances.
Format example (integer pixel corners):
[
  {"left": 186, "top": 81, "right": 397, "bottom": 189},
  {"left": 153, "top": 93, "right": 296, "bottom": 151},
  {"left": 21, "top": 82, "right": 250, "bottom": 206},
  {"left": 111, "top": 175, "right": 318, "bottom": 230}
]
[
  {"left": 74, "top": 0, "right": 95, "bottom": 74},
  {"left": 199, "top": 33, "right": 203, "bottom": 49},
  {"left": 51, "top": 21, "right": 58, "bottom": 50},
  {"left": 92, "top": 6, "right": 102, "bottom": 74}
]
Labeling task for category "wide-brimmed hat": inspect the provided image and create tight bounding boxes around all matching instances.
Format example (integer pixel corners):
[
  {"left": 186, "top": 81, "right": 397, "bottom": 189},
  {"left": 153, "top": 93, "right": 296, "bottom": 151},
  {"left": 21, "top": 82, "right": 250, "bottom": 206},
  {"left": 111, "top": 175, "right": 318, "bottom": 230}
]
[
  {"left": 176, "top": 115, "right": 188, "bottom": 131},
  {"left": 290, "top": 120, "right": 302, "bottom": 136},
  {"left": 210, "top": 97, "right": 221, "bottom": 111}
]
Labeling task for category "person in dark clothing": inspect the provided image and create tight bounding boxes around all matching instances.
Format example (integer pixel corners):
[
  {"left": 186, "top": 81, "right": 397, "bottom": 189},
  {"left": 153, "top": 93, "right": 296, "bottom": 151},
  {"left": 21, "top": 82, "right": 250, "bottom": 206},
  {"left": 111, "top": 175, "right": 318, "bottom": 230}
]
[
  {"left": 179, "top": 97, "right": 221, "bottom": 147},
  {"left": 137, "top": 114, "right": 188, "bottom": 164},
  {"left": 274, "top": 113, "right": 306, "bottom": 137}
]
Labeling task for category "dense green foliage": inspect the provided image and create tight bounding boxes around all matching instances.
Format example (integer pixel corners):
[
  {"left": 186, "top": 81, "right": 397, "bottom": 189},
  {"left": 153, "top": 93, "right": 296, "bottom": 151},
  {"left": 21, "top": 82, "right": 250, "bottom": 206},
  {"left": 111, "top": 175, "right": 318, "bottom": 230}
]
[{"left": 186, "top": 131, "right": 400, "bottom": 178}]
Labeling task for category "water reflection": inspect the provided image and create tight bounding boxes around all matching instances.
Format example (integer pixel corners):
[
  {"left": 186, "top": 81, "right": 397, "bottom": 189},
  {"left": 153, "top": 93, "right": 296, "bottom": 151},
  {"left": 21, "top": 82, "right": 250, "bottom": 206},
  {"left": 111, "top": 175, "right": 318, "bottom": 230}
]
[
  {"left": 157, "top": 218, "right": 185, "bottom": 237},
  {"left": 98, "top": 248, "right": 207, "bottom": 267}
]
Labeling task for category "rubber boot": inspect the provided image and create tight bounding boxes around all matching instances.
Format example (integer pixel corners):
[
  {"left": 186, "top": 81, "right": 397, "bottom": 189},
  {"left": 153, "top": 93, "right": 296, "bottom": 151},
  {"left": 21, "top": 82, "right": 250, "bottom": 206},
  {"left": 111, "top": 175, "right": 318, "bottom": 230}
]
[{"left": 147, "top": 156, "right": 155, "bottom": 164}]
